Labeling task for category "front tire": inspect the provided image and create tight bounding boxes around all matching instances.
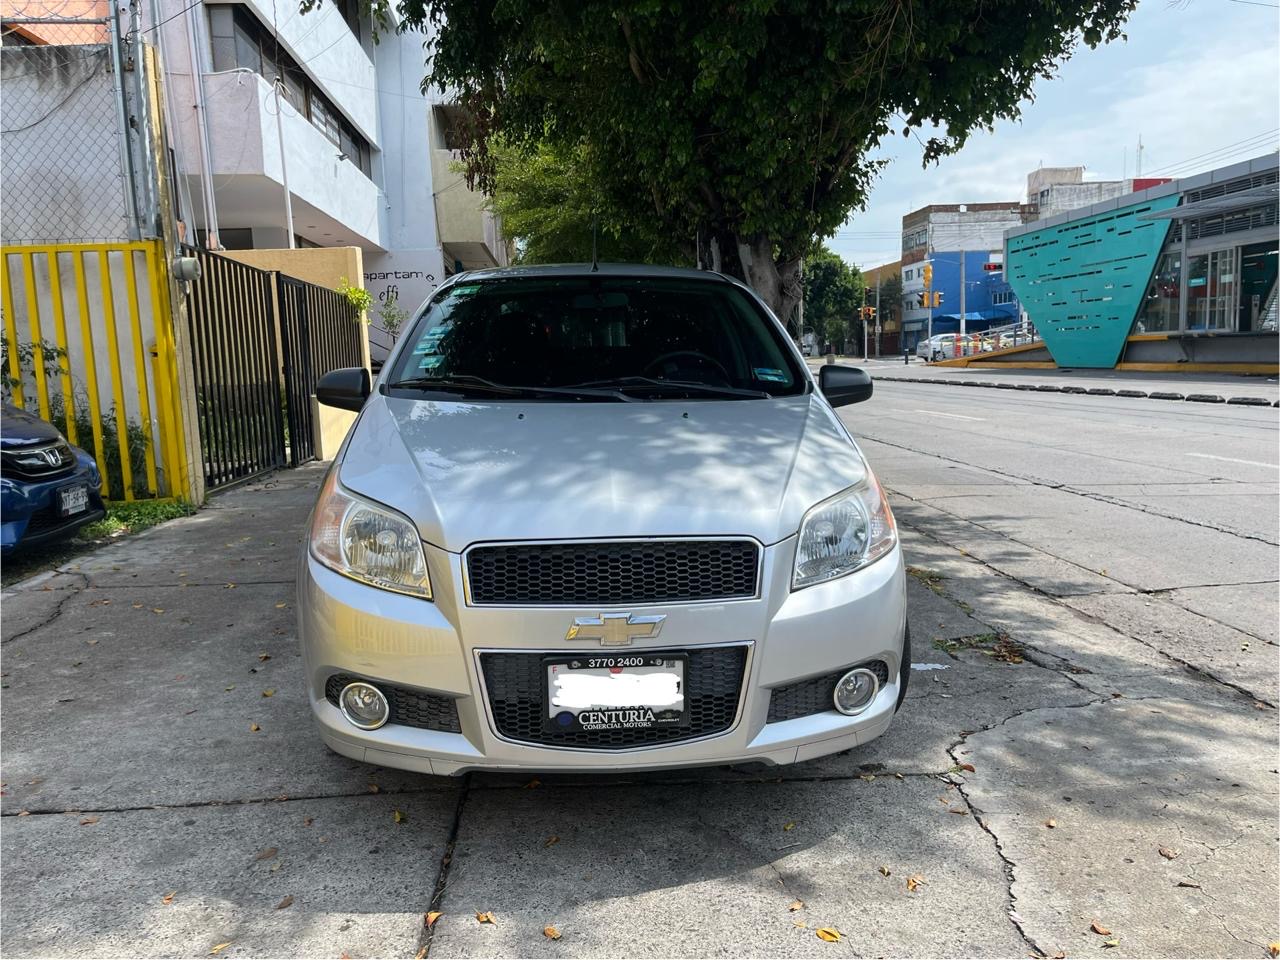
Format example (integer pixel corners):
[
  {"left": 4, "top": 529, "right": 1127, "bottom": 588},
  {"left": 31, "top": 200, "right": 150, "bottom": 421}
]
[{"left": 895, "top": 622, "right": 911, "bottom": 711}]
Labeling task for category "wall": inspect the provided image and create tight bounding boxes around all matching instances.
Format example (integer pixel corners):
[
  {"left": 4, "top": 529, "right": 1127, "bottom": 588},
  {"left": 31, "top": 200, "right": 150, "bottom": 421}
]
[{"left": 222, "top": 246, "right": 362, "bottom": 291}]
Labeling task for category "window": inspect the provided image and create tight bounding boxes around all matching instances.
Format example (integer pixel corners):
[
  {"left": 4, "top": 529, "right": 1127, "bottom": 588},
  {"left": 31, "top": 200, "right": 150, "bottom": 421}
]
[
  {"left": 903, "top": 269, "right": 912, "bottom": 281},
  {"left": 389, "top": 277, "right": 805, "bottom": 397},
  {"left": 336, "top": 0, "right": 361, "bottom": 41},
  {"left": 208, "top": 5, "right": 372, "bottom": 177},
  {"left": 1132, "top": 251, "right": 1181, "bottom": 334}
]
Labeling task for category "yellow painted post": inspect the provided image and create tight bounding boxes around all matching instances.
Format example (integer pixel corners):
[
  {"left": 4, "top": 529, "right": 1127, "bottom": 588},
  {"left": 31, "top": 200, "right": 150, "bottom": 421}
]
[
  {"left": 46, "top": 251, "right": 78, "bottom": 446},
  {"left": 0, "top": 252, "right": 23, "bottom": 409},
  {"left": 71, "top": 250, "right": 109, "bottom": 494},
  {"left": 144, "top": 241, "right": 190, "bottom": 500},
  {"left": 122, "top": 248, "right": 158, "bottom": 494},
  {"left": 20, "top": 252, "right": 52, "bottom": 421},
  {"left": 98, "top": 248, "right": 136, "bottom": 501}
]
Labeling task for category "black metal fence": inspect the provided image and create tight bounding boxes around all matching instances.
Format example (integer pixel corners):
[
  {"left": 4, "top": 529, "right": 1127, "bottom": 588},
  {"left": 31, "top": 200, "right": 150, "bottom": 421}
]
[
  {"left": 183, "top": 248, "right": 364, "bottom": 491},
  {"left": 279, "top": 276, "right": 365, "bottom": 466}
]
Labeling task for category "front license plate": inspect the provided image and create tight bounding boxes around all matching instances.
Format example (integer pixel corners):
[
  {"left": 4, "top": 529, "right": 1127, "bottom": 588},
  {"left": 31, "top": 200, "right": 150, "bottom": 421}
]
[
  {"left": 544, "top": 654, "right": 688, "bottom": 734},
  {"left": 58, "top": 485, "right": 89, "bottom": 517}
]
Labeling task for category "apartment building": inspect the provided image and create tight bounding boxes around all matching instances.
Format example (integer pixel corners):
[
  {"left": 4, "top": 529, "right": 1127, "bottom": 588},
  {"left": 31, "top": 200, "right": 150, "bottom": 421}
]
[{"left": 155, "top": 0, "right": 508, "bottom": 329}]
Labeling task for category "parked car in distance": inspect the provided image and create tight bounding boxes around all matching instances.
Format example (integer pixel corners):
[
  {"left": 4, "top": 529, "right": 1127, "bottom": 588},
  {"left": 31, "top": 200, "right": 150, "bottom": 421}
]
[
  {"left": 300, "top": 263, "right": 909, "bottom": 776},
  {"left": 1, "top": 403, "right": 105, "bottom": 553}
]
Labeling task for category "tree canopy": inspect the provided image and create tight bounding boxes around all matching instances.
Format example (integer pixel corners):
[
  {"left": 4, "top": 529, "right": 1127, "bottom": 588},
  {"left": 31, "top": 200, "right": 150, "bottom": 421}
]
[
  {"left": 802, "top": 246, "right": 863, "bottom": 348},
  {"left": 364, "top": 0, "right": 1136, "bottom": 319},
  {"left": 487, "top": 140, "right": 688, "bottom": 266}
]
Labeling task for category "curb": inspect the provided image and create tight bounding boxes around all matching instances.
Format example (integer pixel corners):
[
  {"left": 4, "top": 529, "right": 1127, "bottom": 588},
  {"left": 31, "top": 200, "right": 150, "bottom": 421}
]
[{"left": 861, "top": 373, "right": 1275, "bottom": 407}]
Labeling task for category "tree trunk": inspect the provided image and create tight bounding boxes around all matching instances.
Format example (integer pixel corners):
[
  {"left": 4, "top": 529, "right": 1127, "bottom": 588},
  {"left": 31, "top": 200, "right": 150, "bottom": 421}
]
[{"left": 709, "top": 230, "right": 802, "bottom": 333}]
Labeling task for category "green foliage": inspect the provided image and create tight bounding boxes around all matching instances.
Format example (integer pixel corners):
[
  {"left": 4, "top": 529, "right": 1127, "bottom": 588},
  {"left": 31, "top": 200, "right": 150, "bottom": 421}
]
[
  {"left": 336, "top": 278, "right": 374, "bottom": 317},
  {"left": 47, "top": 397, "right": 152, "bottom": 501},
  {"left": 490, "top": 140, "right": 689, "bottom": 266},
  {"left": 377, "top": 300, "right": 412, "bottom": 341},
  {"left": 879, "top": 273, "right": 904, "bottom": 323},
  {"left": 803, "top": 246, "right": 863, "bottom": 347},
  {"left": 1, "top": 339, "right": 66, "bottom": 398},
  {"left": 78, "top": 499, "right": 195, "bottom": 541},
  {"left": 373, "top": 0, "right": 1137, "bottom": 315}
]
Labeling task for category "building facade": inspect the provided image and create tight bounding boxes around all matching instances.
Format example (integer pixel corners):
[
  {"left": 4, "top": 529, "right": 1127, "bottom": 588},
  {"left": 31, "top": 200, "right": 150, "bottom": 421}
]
[
  {"left": 1004, "top": 154, "right": 1278, "bottom": 370},
  {"left": 1027, "top": 166, "right": 1171, "bottom": 220},
  {"left": 153, "top": 0, "right": 507, "bottom": 341},
  {"left": 899, "top": 203, "right": 1032, "bottom": 348}
]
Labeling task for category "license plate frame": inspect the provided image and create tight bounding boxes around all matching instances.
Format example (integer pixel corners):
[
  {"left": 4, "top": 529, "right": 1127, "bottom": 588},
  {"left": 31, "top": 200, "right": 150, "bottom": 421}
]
[
  {"left": 543, "top": 653, "right": 689, "bottom": 734},
  {"left": 58, "top": 485, "right": 89, "bottom": 517}
]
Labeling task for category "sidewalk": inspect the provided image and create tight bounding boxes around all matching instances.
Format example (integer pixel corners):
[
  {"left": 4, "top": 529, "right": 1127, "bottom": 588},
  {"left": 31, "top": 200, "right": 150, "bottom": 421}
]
[
  {"left": 1, "top": 462, "right": 1274, "bottom": 957},
  {"left": 808, "top": 357, "right": 1279, "bottom": 404}
]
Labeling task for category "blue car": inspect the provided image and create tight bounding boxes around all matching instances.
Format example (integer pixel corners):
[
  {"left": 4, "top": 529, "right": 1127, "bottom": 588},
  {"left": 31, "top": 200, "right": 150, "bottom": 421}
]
[{"left": 1, "top": 403, "right": 106, "bottom": 553}]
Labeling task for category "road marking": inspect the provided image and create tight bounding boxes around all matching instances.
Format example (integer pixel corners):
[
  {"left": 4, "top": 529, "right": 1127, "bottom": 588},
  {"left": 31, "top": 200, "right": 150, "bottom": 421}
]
[
  {"left": 912, "top": 409, "right": 987, "bottom": 422},
  {"left": 1188, "top": 453, "right": 1280, "bottom": 470}
]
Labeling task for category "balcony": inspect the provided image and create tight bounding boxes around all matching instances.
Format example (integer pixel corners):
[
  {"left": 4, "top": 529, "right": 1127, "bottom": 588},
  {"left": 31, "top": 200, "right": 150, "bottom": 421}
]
[{"left": 193, "top": 71, "right": 382, "bottom": 249}]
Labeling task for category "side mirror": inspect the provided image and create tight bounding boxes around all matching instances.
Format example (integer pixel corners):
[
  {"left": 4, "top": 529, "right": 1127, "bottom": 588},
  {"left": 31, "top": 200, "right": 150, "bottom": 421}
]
[
  {"left": 818, "top": 364, "right": 873, "bottom": 407},
  {"left": 316, "top": 367, "right": 370, "bottom": 412}
]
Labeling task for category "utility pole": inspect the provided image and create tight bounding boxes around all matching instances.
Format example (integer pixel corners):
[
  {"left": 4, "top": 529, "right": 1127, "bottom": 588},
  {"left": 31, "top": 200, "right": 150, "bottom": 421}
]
[
  {"left": 959, "top": 250, "right": 967, "bottom": 353},
  {"left": 874, "top": 273, "right": 882, "bottom": 358},
  {"left": 272, "top": 77, "right": 296, "bottom": 248}
]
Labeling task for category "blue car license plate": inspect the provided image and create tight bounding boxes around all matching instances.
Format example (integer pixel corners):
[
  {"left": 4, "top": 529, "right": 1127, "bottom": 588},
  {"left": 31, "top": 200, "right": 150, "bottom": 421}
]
[{"left": 58, "top": 485, "right": 89, "bottom": 517}]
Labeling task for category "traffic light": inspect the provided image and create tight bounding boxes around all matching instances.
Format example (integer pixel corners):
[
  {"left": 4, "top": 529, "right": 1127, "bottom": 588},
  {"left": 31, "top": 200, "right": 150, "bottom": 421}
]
[
  {"left": 867, "top": 306, "right": 877, "bottom": 320},
  {"left": 933, "top": 291, "right": 943, "bottom": 307},
  {"left": 916, "top": 292, "right": 927, "bottom": 308},
  {"left": 922, "top": 263, "right": 933, "bottom": 288}
]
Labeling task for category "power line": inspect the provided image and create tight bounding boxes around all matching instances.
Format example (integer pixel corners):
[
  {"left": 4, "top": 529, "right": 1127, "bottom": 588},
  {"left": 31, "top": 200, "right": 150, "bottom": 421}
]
[
  {"left": 1, "top": 50, "right": 107, "bottom": 133},
  {"left": 1141, "top": 129, "right": 1279, "bottom": 177}
]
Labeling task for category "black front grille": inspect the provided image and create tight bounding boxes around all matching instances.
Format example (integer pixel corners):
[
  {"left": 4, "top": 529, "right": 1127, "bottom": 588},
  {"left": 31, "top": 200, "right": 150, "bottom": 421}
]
[
  {"left": 325, "top": 674, "right": 461, "bottom": 733},
  {"left": 1, "top": 441, "right": 75, "bottom": 480},
  {"left": 480, "top": 646, "right": 748, "bottom": 749},
  {"left": 767, "top": 660, "right": 890, "bottom": 723},
  {"left": 466, "top": 540, "right": 759, "bottom": 606}
]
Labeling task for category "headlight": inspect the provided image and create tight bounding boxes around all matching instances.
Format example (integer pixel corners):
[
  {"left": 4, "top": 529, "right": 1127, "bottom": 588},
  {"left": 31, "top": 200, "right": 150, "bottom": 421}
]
[
  {"left": 792, "top": 475, "right": 896, "bottom": 589},
  {"left": 310, "top": 469, "right": 432, "bottom": 599}
]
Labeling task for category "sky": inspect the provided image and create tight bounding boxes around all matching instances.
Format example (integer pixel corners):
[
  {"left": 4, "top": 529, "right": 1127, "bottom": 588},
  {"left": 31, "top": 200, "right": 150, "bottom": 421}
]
[{"left": 827, "top": 0, "right": 1280, "bottom": 270}]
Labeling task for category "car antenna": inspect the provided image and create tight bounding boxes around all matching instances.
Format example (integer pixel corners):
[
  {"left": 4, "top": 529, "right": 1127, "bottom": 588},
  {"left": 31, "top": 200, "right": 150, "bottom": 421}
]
[{"left": 591, "top": 214, "right": 599, "bottom": 272}]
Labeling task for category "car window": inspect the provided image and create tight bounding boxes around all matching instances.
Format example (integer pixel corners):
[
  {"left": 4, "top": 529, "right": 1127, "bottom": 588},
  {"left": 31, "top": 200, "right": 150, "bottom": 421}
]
[{"left": 388, "top": 276, "right": 804, "bottom": 396}]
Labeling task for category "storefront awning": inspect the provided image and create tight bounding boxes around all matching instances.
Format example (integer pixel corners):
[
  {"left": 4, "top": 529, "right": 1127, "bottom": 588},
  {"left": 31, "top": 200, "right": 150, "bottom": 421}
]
[{"left": 1137, "top": 184, "right": 1278, "bottom": 220}]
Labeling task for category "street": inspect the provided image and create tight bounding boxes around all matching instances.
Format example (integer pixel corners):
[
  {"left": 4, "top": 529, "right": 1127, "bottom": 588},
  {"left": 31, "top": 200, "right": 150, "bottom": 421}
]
[{"left": 2, "top": 381, "right": 1276, "bottom": 959}]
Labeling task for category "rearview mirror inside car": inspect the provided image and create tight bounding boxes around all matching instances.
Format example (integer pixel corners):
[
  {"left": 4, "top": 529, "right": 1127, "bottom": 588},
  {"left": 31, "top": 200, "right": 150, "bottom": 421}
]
[
  {"left": 818, "top": 364, "right": 873, "bottom": 407},
  {"left": 316, "top": 367, "right": 371, "bottom": 412}
]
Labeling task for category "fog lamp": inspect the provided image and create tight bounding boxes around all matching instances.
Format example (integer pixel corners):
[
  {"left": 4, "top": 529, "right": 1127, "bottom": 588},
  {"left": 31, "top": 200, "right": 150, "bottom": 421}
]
[
  {"left": 833, "top": 668, "right": 879, "bottom": 716},
  {"left": 339, "top": 681, "right": 389, "bottom": 730}
]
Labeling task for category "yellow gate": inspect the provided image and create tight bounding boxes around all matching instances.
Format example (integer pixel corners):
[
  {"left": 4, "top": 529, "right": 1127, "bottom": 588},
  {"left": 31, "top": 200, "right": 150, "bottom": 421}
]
[{"left": 1, "top": 240, "right": 191, "bottom": 502}]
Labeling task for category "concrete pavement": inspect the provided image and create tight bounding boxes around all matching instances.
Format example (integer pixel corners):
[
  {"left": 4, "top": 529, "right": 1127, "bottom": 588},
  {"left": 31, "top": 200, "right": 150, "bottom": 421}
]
[{"left": 2, "top": 383, "right": 1276, "bottom": 958}]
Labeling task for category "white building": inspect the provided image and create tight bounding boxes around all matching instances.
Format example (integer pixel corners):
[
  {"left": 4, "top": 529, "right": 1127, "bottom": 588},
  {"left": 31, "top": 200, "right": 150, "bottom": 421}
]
[
  {"left": 1027, "top": 166, "right": 1171, "bottom": 220},
  {"left": 156, "top": 0, "right": 508, "bottom": 325}
]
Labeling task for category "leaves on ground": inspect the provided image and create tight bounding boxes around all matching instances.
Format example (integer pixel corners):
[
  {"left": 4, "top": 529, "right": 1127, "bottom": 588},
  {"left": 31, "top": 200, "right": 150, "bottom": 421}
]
[
  {"left": 782, "top": 821, "right": 796, "bottom": 831},
  {"left": 209, "top": 943, "right": 232, "bottom": 956},
  {"left": 1102, "top": 938, "right": 1120, "bottom": 948},
  {"left": 274, "top": 895, "right": 293, "bottom": 910},
  {"left": 249, "top": 723, "right": 260, "bottom": 732},
  {"left": 906, "top": 874, "right": 926, "bottom": 892},
  {"left": 425, "top": 911, "right": 442, "bottom": 928},
  {"left": 1176, "top": 881, "right": 1201, "bottom": 889},
  {"left": 1268, "top": 942, "right": 1279, "bottom": 958},
  {"left": 79, "top": 816, "right": 99, "bottom": 825},
  {"left": 1158, "top": 846, "right": 1179, "bottom": 860},
  {"left": 543, "top": 925, "right": 562, "bottom": 940},
  {"left": 393, "top": 809, "right": 405, "bottom": 824},
  {"left": 793, "top": 920, "right": 807, "bottom": 929},
  {"left": 957, "top": 762, "right": 976, "bottom": 773},
  {"left": 261, "top": 689, "right": 275, "bottom": 698},
  {"left": 878, "top": 865, "right": 891, "bottom": 877},
  {"left": 253, "top": 847, "right": 278, "bottom": 861},
  {"left": 367, "top": 783, "right": 380, "bottom": 794},
  {"left": 475, "top": 911, "right": 496, "bottom": 924},
  {"left": 1044, "top": 818, "right": 1057, "bottom": 829},
  {"left": 544, "top": 835, "right": 560, "bottom": 847},
  {"left": 524, "top": 778, "right": 541, "bottom": 789},
  {"left": 788, "top": 899, "right": 804, "bottom": 912},
  {"left": 162, "top": 892, "right": 176, "bottom": 905},
  {"left": 257, "top": 653, "right": 271, "bottom": 662},
  {"left": 415, "top": 948, "right": 427, "bottom": 959},
  {"left": 1091, "top": 921, "right": 1112, "bottom": 936},
  {"left": 815, "top": 927, "right": 842, "bottom": 942}
]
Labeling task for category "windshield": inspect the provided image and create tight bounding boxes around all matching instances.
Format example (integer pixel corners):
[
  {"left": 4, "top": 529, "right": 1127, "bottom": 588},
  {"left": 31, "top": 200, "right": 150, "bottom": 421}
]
[{"left": 385, "top": 276, "right": 805, "bottom": 399}]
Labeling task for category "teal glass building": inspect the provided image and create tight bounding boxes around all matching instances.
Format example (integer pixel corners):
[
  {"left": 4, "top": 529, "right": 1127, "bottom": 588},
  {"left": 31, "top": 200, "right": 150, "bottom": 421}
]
[{"left": 1003, "top": 155, "right": 1278, "bottom": 370}]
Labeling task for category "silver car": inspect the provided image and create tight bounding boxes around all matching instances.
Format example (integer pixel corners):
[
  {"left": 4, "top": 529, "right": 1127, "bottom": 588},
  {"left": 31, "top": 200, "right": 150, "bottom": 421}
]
[{"left": 299, "top": 264, "right": 909, "bottom": 775}]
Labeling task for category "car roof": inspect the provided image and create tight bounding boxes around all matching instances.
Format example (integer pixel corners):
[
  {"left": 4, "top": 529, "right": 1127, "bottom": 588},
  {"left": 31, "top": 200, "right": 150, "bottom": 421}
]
[{"left": 448, "top": 263, "right": 734, "bottom": 284}]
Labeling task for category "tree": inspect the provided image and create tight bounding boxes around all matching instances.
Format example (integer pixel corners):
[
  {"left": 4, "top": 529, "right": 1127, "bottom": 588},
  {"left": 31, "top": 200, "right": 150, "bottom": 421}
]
[
  {"left": 370, "top": 0, "right": 1136, "bottom": 319},
  {"left": 802, "top": 246, "right": 863, "bottom": 348},
  {"left": 488, "top": 140, "right": 688, "bottom": 265},
  {"left": 879, "top": 273, "right": 904, "bottom": 327}
]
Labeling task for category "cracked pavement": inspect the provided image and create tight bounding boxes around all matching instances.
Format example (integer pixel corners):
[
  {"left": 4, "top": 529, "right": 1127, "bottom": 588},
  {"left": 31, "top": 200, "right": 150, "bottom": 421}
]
[{"left": 2, "top": 380, "right": 1277, "bottom": 958}]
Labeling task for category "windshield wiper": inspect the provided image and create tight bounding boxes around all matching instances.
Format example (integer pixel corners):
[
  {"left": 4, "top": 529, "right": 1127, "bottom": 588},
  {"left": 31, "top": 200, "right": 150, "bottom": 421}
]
[
  {"left": 385, "top": 375, "right": 631, "bottom": 402},
  {"left": 566, "top": 376, "right": 772, "bottom": 400}
]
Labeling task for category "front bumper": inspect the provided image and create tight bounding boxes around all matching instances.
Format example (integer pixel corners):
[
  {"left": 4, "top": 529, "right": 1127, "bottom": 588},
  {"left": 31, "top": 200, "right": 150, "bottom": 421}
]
[
  {"left": 297, "top": 538, "right": 907, "bottom": 775},
  {"left": 0, "top": 455, "right": 105, "bottom": 552}
]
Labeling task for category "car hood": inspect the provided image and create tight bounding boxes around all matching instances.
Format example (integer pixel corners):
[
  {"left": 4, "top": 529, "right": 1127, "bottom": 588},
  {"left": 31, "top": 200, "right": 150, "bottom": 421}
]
[
  {"left": 1, "top": 403, "right": 64, "bottom": 449},
  {"left": 338, "top": 393, "right": 868, "bottom": 553}
]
